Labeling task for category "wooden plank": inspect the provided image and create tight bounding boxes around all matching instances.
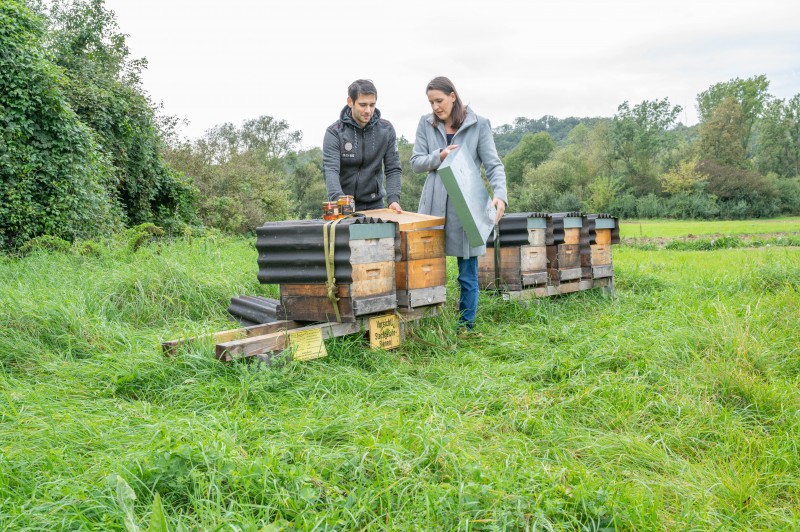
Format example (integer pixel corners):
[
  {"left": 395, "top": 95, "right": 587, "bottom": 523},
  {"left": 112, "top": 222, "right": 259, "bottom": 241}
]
[
  {"left": 351, "top": 261, "right": 395, "bottom": 297},
  {"left": 162, "top": 320, "right": 305, "bottom": 356},
  {"left": 359, "top": 209, "right": 445, "bottom": 230},
  {"left": 349, "top": 237, "right": 395, "bottom": 265},
  {"left": 595, "top": 228, "right": 612, "bottom": 245},
  {"left": 520, "top": 245, "right": 547, "bottom": 273},
  {"left": 280, "top": 295, "right": 356, "bottom": 323},
  {"left": 400, "top": 229, "right": 445, "bottom": 260},
  {"left": 352, "top": 294, "right": 397, "bottom": 315},
  {"left": 590, "top": 244, "right": 612, "bottom": 265},
  {"left": 396, "top": 285, "right": 447, "bottom": 308},
  {"left": 396, "top": 257, "right": 446, "bottom": 290},
  {"left": 216, "top": 321, "right": 363, "bottom": 361},
  {"left": 548, "top": 267, "right": 582, "bottom": 282},
  {"left": 564, "top": 228, "right": 581, "bottom": 245},
  {"left": 592, "top": 264, "right": 614, "bottom": 278},
  {"left": 557, "top": 280, "right": 582, "bottom": 294},
  {"left": 521, "top": 271, "right": 549, "bottom": 286},
  {"left": 281, "top": 283, "right": 352, "bottom": 298}
]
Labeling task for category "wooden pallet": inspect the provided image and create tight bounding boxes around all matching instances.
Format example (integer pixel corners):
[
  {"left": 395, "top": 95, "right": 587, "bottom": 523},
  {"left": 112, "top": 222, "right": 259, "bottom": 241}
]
[{"left": 162, "top": 305, "right": 441, "bottom": 363}]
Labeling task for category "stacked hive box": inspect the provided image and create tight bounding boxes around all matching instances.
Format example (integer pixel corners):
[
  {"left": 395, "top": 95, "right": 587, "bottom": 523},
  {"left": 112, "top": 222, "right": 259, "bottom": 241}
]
[
  {"left": 549, "top": 212, "right": 586, "bottom": 287},
  {"left": 585, "top": 214, "right": 620, "bottom": 280},
  {"left": 256, "top": 217, "right": 398, "bottom": 322},
  {"left": 478, "top": 212, "right": 553, "bottom": 291},
  {"left": 362, "top": 209, "right": 447, "bottom": 310}
]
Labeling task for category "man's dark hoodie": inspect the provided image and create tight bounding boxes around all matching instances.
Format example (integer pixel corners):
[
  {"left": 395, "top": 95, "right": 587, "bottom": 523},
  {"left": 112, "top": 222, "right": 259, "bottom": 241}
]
[{"left": 323, "top": 105, "right": 402, "bottom": 208}]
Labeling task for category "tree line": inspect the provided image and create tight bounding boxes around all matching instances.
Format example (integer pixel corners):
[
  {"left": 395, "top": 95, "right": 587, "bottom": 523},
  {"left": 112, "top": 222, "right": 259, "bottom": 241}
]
[{"left": 2, "top": 0, "right": 799, "bottom": 251}]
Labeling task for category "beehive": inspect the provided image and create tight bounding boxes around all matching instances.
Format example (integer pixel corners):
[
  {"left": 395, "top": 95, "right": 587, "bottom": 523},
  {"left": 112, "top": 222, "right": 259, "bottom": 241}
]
[
  {"left": 585, "top": 214, "right": 620, "bottom": 279},
  {"left": 362, "top": 209, "right": 447, "bottom": 309},
  {"left": 549, "top": 212, "right": 586, "bottom": 284},
  {"left": 256, "top": 217, "right": 398, "bottom": 322},
  {"left": 478, "top": 212, "right": 552, "bottom": 290}
]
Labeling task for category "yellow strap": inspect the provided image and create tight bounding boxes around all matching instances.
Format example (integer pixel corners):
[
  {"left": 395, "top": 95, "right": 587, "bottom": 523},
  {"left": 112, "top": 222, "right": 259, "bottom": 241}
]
[
  {"left": 322, "top": 214, "right": 364, "bottom": 322},
  {"left": 323, "top": 218, "right": 342, "bottom": 322}
]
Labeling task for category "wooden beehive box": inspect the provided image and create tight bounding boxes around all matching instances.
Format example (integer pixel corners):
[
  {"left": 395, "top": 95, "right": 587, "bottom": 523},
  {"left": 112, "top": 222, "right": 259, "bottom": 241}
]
[
  {"left": 257, "top": 219, "right": 398, "bottom": 322},
  {"left": 587, "top": 215, "right": 617, "bottom": 279},
  {"left": 478, "top": 214, "right": 551, "bottom": 290},
  {"left": 362, "top": 209, "right": 447, "bottom": 309},
  {"left": 549, "top": 214, "right": 584, "bottom": 283}
]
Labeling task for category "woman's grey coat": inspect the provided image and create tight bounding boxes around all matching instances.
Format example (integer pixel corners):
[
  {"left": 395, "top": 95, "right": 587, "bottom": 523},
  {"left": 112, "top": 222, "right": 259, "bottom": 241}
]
[{"left": 411, "top": 108, "right": 508, "bottom": 258}]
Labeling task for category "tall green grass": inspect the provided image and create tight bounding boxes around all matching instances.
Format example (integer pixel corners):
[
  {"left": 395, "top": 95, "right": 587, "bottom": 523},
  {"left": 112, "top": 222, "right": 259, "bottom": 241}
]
[{"left": 1, "top": 232, "right": 799, "bottom": 529}]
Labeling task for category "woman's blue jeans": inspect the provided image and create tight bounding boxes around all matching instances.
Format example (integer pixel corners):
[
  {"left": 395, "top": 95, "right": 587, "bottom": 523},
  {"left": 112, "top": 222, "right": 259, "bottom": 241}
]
[{"left": 456, "top": 256, "right": 478, "bottom": 330}]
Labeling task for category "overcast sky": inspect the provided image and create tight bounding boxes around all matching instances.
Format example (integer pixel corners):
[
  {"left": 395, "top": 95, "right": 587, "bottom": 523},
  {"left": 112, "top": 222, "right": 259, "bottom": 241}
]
[{"left": 104, "top": 0, "right": 800, "bottom": 149}]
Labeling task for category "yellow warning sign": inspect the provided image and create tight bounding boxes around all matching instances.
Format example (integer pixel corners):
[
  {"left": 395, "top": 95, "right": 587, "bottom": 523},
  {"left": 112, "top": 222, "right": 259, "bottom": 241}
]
[
  {"left": 369, "top": 314, "right": 400, "bottom": 350},
  {"left": 289, "top": 328, "right": 327, "bottom": 361}
]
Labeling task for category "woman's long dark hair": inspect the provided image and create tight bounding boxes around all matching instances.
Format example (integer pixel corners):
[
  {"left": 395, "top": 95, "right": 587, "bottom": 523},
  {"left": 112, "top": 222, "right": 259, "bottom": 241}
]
[{"left": 426, "top": 76, "right": 467, "bottom": 130}]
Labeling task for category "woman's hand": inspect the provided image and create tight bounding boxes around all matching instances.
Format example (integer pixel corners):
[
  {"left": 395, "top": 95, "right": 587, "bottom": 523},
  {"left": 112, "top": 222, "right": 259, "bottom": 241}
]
[
  {"left": 439, "top": 144, "right": 459, "bottom": 161},
  {"left": 388, "top": 201, "right": 402, "bottom": 214},
  {"left": 492, "top": 197, "right": 506, "bottom": 224}
]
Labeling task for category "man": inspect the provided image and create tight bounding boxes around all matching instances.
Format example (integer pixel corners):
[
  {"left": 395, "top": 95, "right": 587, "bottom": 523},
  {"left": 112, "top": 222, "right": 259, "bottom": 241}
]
[{"left": 323, "top": 79, "right": 402, "bottom": 212}]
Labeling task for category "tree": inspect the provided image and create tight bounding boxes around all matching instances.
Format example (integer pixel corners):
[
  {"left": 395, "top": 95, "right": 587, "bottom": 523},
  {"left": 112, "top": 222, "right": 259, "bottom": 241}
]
[
  {"left": 609, "top": 98, "right": 683, "bottom": 193},
  {"left": 39, "top": 0, "right": 196, "bottom": 229},
  {"left": 754, "top": 94, "right": 800, "bottom": 178},
  {"left": 696, "top": 75, "right": 770, "bottom": 155},
  {"left": 659, "top": 158, "right": 707, "bottom": 194},
  {"left": 503, "top": 131, "right": 556, "bottom": 185},
  {"left": 0, "top": 0, "right": 120, "bottom": 249},
  {"left": 283, "top": 148, "right": 327, "bottom": 219},
  {"left": 164, "top": 116, "right": 298, "bottom": 231},
  {"left": 698, "top": 97, "right": 747, "bottom": 167}
]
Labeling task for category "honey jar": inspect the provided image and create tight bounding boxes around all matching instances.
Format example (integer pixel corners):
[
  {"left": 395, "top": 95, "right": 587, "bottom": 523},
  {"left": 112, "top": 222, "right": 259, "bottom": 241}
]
[
  {"left": 322, "top": 201, "right": 339, "bottom": 220},
  {"left": 338, "top": 195, "right": 355, "bottom": 216}
]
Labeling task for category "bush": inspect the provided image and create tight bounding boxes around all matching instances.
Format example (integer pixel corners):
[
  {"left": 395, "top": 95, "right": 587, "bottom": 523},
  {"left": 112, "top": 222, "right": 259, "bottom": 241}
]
[
  {"left": 0, "top": 0, "right": 121, "bottom": 250},
  {"left": 666, "top": 191, "right": 719, "bottom": 219},
  {"left": 635, "top": 194, "right": 668, "bottom": 218},
  {"left": 775, "top": 177, "right": 800, "bottom": 215}
]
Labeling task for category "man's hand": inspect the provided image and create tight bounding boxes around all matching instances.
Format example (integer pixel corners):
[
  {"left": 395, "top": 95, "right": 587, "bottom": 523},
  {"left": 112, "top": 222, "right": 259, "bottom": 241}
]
[
  {"left": 388, "top": 201, "right": 402, "bottom": 213},
  {"left": 492, "top": 197, "right": 506, "bottom": 224}
]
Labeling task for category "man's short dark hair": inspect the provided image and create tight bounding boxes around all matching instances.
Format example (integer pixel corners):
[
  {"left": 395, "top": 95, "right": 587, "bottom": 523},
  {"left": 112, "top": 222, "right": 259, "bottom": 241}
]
[{"left": 348, "top": 79, "right": 377, "bottom": 102}]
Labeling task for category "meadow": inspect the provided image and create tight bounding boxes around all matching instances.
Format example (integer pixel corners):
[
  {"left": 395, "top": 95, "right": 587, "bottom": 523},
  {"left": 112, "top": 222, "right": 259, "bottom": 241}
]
[{"left": 1, "top": 221, "right": 799, "bottom": 530}]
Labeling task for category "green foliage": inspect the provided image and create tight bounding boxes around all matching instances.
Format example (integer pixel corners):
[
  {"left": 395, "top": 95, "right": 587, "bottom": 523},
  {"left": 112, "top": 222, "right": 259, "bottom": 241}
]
[
  {"left": 696, "top": 160, "right": 779, "bottom": 218},
  {"left": 699, "top": 97, "right": 748, "bottom": 166},
  {"left": 697, "top": 74, "right": 770, "bottom": 154},
  {"left": 125, "top": 222, "right": 165, "bottom": 253},
  {"left": 659, "top": 158, "right": 707, "bottom": 194},
  {"left": 18, "top": 235, "right": 72, "bottom": 255},
  {"left": 585, "top": 174, "right": 624, "bottom": 213},
  {"left": 41, "top": 0, "right": 197, "bottom": 230},
  {"left": 0, "top": 0, "right": 121, "bottom": 250},
  {"left": 493, "top": 115, "right": 606, "bottom": 156},
  {"left": 609, "top": 98, "right": 683, "bottom": 192},
  {"left": 165, "top": 116, "right": 298, "bottom": 232},
  {"left": 282, "top": 148, "right": 327, "bottom": 219},
  {"left": 503, "top": 131, "right": 556, "bottom": 185},
  {"left": 754, "top": 94, "right": 800, "bottom": 178},
  {"left": 774, "top": 177, "right": 800, "bottom": 214},
  {"left": 397, "top": 135, "right": 426, "bottom": 211}
]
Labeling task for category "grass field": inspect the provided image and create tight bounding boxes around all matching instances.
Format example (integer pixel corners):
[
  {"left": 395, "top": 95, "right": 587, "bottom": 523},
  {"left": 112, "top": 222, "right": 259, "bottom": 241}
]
[
  {"left": 1, "top": 221, "right": 799, "bottom": 530},
  {"left": 620, "top": 217, "right": 800, "bottom": 238}
]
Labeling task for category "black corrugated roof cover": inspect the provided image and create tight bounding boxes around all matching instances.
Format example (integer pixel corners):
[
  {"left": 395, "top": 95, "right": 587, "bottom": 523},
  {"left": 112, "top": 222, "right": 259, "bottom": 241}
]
[
  {"left": 256, "top": 217, "right": 398, "bottom": 284},
  {"left": 487, "top": 212, "right": 554, "bottom": 247}
]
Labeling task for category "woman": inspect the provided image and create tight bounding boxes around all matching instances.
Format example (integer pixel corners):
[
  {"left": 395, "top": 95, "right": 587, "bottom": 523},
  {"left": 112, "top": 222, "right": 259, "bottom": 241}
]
[{"left": 411, "top": 76, "right": 508, "bottom": 332}]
